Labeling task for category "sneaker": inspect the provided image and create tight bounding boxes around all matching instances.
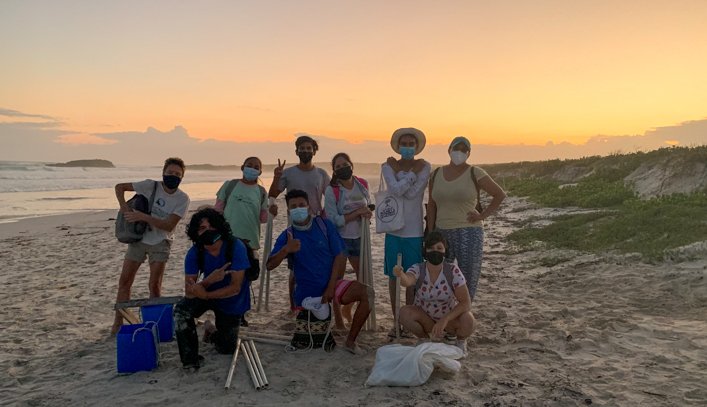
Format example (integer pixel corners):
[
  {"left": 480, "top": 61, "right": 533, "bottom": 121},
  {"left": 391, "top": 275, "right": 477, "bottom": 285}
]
[
  {"left": 387, "top": 326, "right": 414, "bottom": 339},
  {"left": 444, "top": 333, "right": 457, "bottom": 344},
  {"left": 454, "top": 339, "right": 468, "bottom": 357},
  {"left": 301, "top": 296, "right": 330, "bottom": 320}
]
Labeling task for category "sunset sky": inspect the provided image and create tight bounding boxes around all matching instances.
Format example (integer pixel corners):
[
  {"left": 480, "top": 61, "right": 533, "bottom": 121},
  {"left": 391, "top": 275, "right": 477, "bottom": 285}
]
[{"left": 1, "top": 1, "right": 706, "bottom": 164}]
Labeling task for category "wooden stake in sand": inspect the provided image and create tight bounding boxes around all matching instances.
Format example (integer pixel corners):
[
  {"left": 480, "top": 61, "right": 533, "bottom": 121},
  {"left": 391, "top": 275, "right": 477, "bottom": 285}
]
[
  {"left": 257, "top": 213, "right": 274, "bottom": 312},
  {"left": 359, "top": 218, "right": 377, "bottom": 331},
  {"left": 395, "top": 252, "right": 402, "bottom": 339},
  {"left": 224, "top": 337, "right": 242, "bottom": 390}
]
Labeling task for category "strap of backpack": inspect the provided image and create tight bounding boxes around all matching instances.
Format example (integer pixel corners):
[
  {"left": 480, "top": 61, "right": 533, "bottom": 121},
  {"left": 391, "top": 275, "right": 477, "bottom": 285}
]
[
  {"left": 442, "top": 262, "right": 455, "bottom": 289},
  {"left": 148, "top": 181, "right": 158, "bottom": 214},
  {"left": 225, "top": 237, "right": 235, "bottom": 266},
  {"left": 287, "top": 217, "right": 329, "bottom": 262},
  {"left": 223, "top": 179, "right": 238, "bottom": 208},
  {"left": 414, "top": 262, "right": 427, "bottom": 293},
  {"left": 470, "top": 166, "right": 483, "bottom": 213},
  {"left": 429, "top": 167, "right": 441, "bottom": 193},
  {"left": 196, "top": 245, "right": 205, "bottom": 280},
  {"left": 258, "top": 185, "right": 267, "bottom": 207}
]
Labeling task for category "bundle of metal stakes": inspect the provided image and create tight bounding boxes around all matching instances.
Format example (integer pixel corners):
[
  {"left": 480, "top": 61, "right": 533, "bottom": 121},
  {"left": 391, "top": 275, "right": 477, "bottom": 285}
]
[{"left": 224, "top": 332, "right": 290, "bottom": 390}]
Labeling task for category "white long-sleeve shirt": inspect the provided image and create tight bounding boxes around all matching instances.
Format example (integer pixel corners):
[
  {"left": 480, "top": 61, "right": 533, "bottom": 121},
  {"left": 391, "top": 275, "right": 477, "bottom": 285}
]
[{"left": 380, "top": 162, "right": 430, "bottom": 238}]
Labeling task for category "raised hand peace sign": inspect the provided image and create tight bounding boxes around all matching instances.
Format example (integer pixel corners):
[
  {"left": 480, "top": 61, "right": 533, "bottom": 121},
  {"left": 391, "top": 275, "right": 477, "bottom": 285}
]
[{"left": 274, "top": 158, "right": 286, "bottom": 178}]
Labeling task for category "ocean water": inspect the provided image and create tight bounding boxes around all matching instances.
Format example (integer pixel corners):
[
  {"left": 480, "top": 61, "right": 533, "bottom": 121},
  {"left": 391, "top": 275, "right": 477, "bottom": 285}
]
[{"left": 0, "top": 161, "right": 275, "bottom": 223}]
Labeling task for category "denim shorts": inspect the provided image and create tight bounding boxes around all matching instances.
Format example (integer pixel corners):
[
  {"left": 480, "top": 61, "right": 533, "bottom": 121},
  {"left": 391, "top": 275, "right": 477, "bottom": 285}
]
[{"left": 342, "top": 238, "right": 361, "bottom": 257}]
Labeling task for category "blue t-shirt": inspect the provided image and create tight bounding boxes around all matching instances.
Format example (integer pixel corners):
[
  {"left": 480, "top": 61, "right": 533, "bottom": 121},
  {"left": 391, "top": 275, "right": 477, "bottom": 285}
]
[
  {"left": 184, "top": 239, "right": 251, "bottom": 315},
  {"left": 271, "top": 217, "right": 345, "bottom": 306}
]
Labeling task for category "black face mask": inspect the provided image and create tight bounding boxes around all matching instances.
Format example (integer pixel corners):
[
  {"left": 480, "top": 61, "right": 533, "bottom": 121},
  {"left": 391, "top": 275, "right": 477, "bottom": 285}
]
[
  {"left": 335, "top": 166, "right": 353, "bottom": 180},
  {"left": 425, "top": 251, "right": 445, "bottom": 266},
  {"left": 298, "top": 152, "right": 313, "bottom": 164},
  {"left": 163, "top": 175, "right": 181, "bottom": 189},
  {"left": 198, "top": 230, "right": 222, "bottom": 247}
]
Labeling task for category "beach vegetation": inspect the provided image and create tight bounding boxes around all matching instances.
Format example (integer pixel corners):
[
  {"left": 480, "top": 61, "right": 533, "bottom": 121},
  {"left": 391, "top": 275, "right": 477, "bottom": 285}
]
[{"left": 499, "top": 146, "right": 707, "bottom": 262}]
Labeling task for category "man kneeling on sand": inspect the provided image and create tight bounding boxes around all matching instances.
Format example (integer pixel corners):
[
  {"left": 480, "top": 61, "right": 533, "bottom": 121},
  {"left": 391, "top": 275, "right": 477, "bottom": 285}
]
[
  {"left": 267, "top": 189, "right": 370, "bottom": 354},
  {"left": 174, "top": 208, "right": 251, "bottom": 369}
]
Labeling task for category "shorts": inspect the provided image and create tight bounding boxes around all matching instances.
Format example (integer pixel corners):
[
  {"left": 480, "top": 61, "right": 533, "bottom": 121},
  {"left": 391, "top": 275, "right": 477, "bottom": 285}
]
[
  {"left": 342, "top": 238, "right": 361, "bottom": 257},
  {"left": 384, "top": 235, "right": 423, "bottom": 279},
  {"left": 125, "top": 240, "right": 171, "bottom": 264},
  {"left": 334, "top": 279, "right": 354, "bottom": 304}
]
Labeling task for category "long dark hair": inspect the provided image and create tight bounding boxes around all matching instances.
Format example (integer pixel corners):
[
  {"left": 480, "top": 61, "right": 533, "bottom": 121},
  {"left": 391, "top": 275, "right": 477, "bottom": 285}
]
[
  {"left": 330, "top": 152, "right": 354, "bottom": 187},
  {"left": 186, "top": 207, "right": 233, "bottom": 244}
]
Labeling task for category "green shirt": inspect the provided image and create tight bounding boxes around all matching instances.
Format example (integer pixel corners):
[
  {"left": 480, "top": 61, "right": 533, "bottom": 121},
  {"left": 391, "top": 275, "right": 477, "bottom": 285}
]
[
  {"left": 216, "top": 180, "right": 267, "bottom": 249},
  {"left": 431, "top": 166, "right": 488, "bottom": 230}
]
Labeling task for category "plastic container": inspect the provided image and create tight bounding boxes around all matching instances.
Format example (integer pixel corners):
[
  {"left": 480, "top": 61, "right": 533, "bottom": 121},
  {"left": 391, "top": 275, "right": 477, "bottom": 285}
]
[
  {"left": 116, "top": 322, "right": 159, "bottom": 373},
  {"left": 140, "top": 304, "right": 174, "bottom": 342}
]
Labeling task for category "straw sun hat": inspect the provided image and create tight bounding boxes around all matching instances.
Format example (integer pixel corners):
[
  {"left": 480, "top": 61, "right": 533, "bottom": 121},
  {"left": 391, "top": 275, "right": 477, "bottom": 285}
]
[{"left": 390, "top": 127, "right": 426, "bottom": 154}]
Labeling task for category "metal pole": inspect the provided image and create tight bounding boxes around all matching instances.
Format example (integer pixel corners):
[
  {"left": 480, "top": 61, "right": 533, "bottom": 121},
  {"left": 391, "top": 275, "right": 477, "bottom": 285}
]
[
  {"left": 395, "top": 253, "right": 402, "bottom": 339},
  {"left": 257, "top": 214, "right": 274, "bottom": 312},
  {"left": 366, "top": 220, "right": 376, "bottom": 330},
  {"left": 242, "top": 336, "right": 290, "bottom": 346},
  {"left": 240, "top": 341, "right": 262, "bottom": 390},
  {"left": 243, "top": 340, "right": 266, "bottom": 389},
  {"left": 247, "top": 340, "right": 269, "bottom": 387},
  {"left": 224, "top": 338, "right": 242, "bottom": 390}
]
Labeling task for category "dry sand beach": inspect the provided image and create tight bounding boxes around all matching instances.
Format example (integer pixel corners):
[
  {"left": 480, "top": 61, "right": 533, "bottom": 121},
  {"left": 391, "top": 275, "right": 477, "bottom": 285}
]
[{"left": 1, "top": 191, "right": 706, "bottom": 406}]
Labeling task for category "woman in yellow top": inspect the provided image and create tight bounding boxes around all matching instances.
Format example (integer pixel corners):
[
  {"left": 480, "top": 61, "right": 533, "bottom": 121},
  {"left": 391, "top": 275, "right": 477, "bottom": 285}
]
[{"left": 426, "top": 136, "right": 506, "bottom": 301}]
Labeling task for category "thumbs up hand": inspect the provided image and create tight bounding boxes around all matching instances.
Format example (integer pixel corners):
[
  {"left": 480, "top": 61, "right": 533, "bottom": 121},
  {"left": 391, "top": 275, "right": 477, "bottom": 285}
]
[{"left": 285, "top": 229, "right": 301, "bottom": 254}]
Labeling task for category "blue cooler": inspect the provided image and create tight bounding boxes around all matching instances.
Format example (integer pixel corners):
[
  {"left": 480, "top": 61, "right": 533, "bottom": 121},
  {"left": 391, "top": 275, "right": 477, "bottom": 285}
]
[
  {"left": 140, "top": 304, "right": 174, "bottom": 342},
  {"left": 116, "top": 322, "right": 159, "bottom": 373}
]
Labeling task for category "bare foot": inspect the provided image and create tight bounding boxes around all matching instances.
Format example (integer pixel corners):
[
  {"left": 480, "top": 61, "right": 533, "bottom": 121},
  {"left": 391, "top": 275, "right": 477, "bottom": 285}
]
[
  {"left": 341, "top": 303, "right": 354, "bottom": 324},
  {"left": 344, "top": 342, "right": 367, "bottom": 355}
]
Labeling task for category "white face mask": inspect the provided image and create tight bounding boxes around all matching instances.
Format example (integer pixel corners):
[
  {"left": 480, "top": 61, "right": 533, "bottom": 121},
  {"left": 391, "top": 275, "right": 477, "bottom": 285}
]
[{"left": 450, "top": 151, "right": 469, "bottom": 165}]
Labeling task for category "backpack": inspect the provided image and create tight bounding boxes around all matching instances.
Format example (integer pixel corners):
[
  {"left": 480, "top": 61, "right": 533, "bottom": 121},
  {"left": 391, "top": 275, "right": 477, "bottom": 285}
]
[
  {"left": 331, "top": 176, "right": 369, "bottom": 203},
  {"left": 223, "top": 179, "right": 267, "bottom": 209},
  {"left": 115, "top": 181, "right": 158, "bottom": 243},
  {"left": 414, "top": 261, "right": 456, "bottom": 294},
  {"left": 430, "top": 166, "right": 483, "bottom": 213},
  {"left": 197, "top": 236, "right": 260, "bottom": 282}
]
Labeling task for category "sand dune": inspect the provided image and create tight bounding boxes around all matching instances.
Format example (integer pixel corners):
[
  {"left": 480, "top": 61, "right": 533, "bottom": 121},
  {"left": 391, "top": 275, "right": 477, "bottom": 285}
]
[{"left": 1, "top": 196, "right": 705, "bottom": 407}]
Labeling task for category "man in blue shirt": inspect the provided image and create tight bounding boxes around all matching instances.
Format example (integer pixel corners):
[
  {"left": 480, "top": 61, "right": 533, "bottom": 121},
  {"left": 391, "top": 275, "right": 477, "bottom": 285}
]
[
  {"left": 267, "top": 189, "right": 370, "bottom": 354},
  {"left": 175, "top": 208, "right": 251, "bottom": 369}
]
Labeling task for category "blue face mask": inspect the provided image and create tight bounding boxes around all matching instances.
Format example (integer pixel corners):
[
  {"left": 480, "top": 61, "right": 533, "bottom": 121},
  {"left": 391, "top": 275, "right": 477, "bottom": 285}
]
[
  {"left": 243, "top": 167, "right": 260, "bottom": 181},
  {"left": 400, "top": 146, "right": 415, "bottom": 160},
  {"left": 289, "top": 207, "right": 310, "bottom": 224}
]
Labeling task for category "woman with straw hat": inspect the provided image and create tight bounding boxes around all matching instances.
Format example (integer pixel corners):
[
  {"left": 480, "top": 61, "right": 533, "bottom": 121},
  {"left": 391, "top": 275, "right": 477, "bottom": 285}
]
[{"left": 381, "top": 127, "right": 431, "bottom": 337}]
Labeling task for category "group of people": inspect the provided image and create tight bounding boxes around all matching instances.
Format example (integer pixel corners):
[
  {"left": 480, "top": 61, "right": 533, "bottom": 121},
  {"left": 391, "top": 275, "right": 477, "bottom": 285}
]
[{"left": 112, "top": 128, "right": 506, "bottom": 369}]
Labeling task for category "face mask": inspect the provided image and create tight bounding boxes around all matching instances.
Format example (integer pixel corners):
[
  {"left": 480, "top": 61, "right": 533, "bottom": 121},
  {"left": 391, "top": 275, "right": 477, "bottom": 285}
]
[
  {"left": 298, "top": 151, "right": 313, "bottom": 164},
  {"left": 425, "top": 251, "right": 445, "bottom": 266},
  {"left": 198, "top": 229, "right": 222, "bottom": 246},
  {"left": 400, "top": 146, "right": 415, "bottom": 160},
  {"left": 163, "top": 174, "right": 181, "bottom": 189},
  {"left": 289, "top": 207, "right": 310, "bottom": 224},
  {"left": 243, "top": 167, "right": 260, "bottom": 181},
  {"left": 335, "top": 166, "right": 353, "bottom": 180},
  {"left": 450, "top": 151, "right": 469, "bottom": 165}
]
